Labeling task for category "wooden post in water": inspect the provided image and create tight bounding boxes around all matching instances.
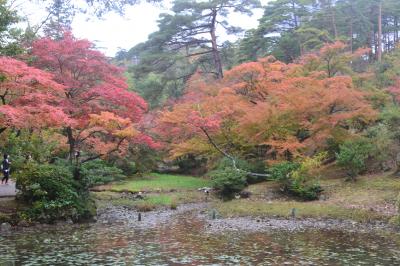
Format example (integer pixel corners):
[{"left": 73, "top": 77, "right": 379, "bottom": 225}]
[
  {"left": 212, "top": 209, "right": 216, "bottom": 220},
  {"left": 138, "top": 212, "right": 142, "bottom": 222}
]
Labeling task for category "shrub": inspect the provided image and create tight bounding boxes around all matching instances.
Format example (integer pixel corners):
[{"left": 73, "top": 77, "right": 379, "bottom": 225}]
[
  {"left": 270, "top": 154, "right": 324, "bottom": 201},
  {"left": 0, "top": 130, "right": 67, "bottom": 171},
  {"left": 131, "top": 145, "right": 160, "bottom": 173},
  {"left": 80, "top": 159, "right": 126, "bottom": 187},
  {"left": 176, "top": 154, "right": 207, "bottom": 175},
  {"left": 216, "top": 157, "right": 267, "bottom": 184},
  {"left": 325, "top": 127, "right": 350, "bottom": 159},
  {"left": 270, "top": 161, "right": 300, "bottom": 182},
  {"left": 115, "top": 159, "right": 137, "bottom": 176},
  {"left": 288, "top": 177, "right": 323, "bottom": 201},
  {"left": 336, "top": 138, "right": 374, "bottom": 180},
  {"left": 108, "top": 144, "right": 160, "bottom": 174},
  {"left": 15, "top": 162, "right": 95, "bottom": 223},
  {"left": 210, "top": 167, "right": 247, "bottom": 199}
]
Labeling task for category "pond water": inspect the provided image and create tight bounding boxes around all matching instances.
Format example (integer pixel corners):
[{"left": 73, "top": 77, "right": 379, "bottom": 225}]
[{"left": 0, "top": 212, "right": 399, "bottom": 265}]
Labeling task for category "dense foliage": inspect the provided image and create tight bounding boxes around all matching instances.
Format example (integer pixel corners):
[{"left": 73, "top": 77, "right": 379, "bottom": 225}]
[
  {"left": 16, "top": 163, "right": 95, "bottom": 223},
  {"left": 336, "top": 139, "right": 374, "bottom": 180},
  {"left": 0, "top": 27, "right": 155, "bottom": 221},
  {"left": 210, "top": 167, "right": 247, "bottom": 199},
  {"left": 155, "top": 43, "right": 376, "bottom": 163},
  {"left": 80, "top": 159, "right": 126, "bottom": 187},
  {"left": 31, "top": 32, "right": 156, "bottom": 163},
  {"left": 270, "top": 154, "right": 324, "bottom": 201},
  {"left": 0, "top": 0, "right": 23, "bottom": 55},
  {"left": 216, "top": 157, "right": 267, "bottom": 184}
]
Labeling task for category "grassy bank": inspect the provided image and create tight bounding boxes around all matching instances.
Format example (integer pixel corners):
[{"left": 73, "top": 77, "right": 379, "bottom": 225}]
[
  {"left": 108, "top": 173, "right": 210, "bottom": 192},
  {"left": 93, "top": 173, "right": 211, "bottom": 212},
  {"left": 0, "top": 198, "right": 20, "bottom": 224},
  {"left": 93, "top": 190, "right": 208, "bottom": 212},
  {"left": 213, "top": 174, "right": 399, "bottom": 223},
  {"left": 213, "top": 200, "right": 388, "bottom": 223},
  {"left": 92, "top": 172, "right": 399, "bottom": 224}
]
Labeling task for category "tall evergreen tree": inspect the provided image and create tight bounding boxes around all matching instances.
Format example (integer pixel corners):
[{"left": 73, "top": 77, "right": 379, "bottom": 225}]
[
  {"left": 122, "top": 0, "right": 260, "bottom": 108},
  {"left": 239, "top": 0, "right": 315, "bottom": 62},
  {"left": 0, "top": 0, "right": 22, "bottom": 55},
  {"left": 144, "top": 0, "right": 260, "bottom": 79},
  {"left": 238, "top": 0, "right": 400, "bottom": 63}
]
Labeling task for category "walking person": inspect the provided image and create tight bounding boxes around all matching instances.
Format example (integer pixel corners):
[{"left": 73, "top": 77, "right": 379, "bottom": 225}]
[{"left": 1, "top": 154, "right": 11, "bottom": 185}]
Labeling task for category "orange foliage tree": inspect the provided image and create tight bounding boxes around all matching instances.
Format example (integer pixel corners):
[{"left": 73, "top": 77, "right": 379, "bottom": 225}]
[{"left": 155, "top": 43, "right": 377, "bottom": 163}]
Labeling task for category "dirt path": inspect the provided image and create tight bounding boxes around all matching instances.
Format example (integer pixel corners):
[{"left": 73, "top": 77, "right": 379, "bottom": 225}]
[{"left": 0, "top": 180, "right": 16, "bottom": 198}]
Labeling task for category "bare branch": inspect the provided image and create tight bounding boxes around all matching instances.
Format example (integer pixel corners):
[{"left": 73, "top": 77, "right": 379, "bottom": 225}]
[{"left": 200, "top": 127, "right": 270, "bottom": 178}]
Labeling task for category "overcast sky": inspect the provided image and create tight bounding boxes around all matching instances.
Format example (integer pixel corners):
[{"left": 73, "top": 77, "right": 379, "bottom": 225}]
[{"left": 16, "top": 0, "right": 269, "bottom": 56}]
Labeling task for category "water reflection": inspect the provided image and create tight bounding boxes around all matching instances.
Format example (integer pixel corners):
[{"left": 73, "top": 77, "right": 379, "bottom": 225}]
[{"left": 0, "top": 214, "right": 399, "bottom": 265}]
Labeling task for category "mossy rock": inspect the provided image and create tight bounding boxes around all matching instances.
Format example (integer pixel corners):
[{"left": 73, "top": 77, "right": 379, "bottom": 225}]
[
  {"left": 0, "top": 212, "right": 21, "bottom": 225},
  {"left": 0, "top": 213, "right": 12, "bottom": 224}
]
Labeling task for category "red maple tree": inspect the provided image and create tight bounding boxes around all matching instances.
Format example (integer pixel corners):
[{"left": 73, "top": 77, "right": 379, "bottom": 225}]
[
  {"left": 31, "top": 32, "right": 154, "bottom": 162},
  {"left": 0, "top": 56, "right": 69, "bottom": 132}
]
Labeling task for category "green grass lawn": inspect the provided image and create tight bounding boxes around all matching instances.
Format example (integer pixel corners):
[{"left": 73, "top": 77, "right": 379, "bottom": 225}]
[{"left": 110, "top": 173, "right": 210, "bottom": 192}]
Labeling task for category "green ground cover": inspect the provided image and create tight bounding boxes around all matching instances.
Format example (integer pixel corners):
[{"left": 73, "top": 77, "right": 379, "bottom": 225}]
[{"left": 110, "top": 173, "right": 210, "bottom": 192}]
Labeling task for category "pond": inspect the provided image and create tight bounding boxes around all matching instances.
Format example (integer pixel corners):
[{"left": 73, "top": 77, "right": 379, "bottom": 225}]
[{"left": 0, "top": 210, "right": 399, "bottom": 265}]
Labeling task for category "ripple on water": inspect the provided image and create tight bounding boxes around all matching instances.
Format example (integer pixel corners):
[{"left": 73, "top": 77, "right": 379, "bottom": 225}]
[{"left": 0, "top": 212, "right": 399, "bottom": 265}]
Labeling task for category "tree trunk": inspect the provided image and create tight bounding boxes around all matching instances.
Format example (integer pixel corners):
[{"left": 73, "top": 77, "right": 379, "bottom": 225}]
[
  {"left": 367, "top": 29, "right": 374, "bottom": 61},
  {"left": 396, "top": 17, "right": 399, "bottom": 45},
  {"left": 291, "top": 0, "right": 298, "bottom": 29},
  {"left": 394, "top": 19, "right": 397, "bottom": 45},
  {"left": 373, "top": 31, "right": 378, "bottom": 61},
  {"left": 328, "top": 0, "right": 338, "bottom": 39},
  {"left": 66, "top": 126, "right": 75, "bottom": 163},
  {"left": 210, "top": 9, "right": 223, "bottom": 79},
  {"left": 73, "top": 166, "right": 81, "bottom": 180},
  {"left": 65, "top": 126, "right": 81, "bottom": 180},
  {"left": 349, "top": 15, "right": 353, "bottom": 53},
  {"left": 378, "top": 1, "right": 383, "bottom": 62}
]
